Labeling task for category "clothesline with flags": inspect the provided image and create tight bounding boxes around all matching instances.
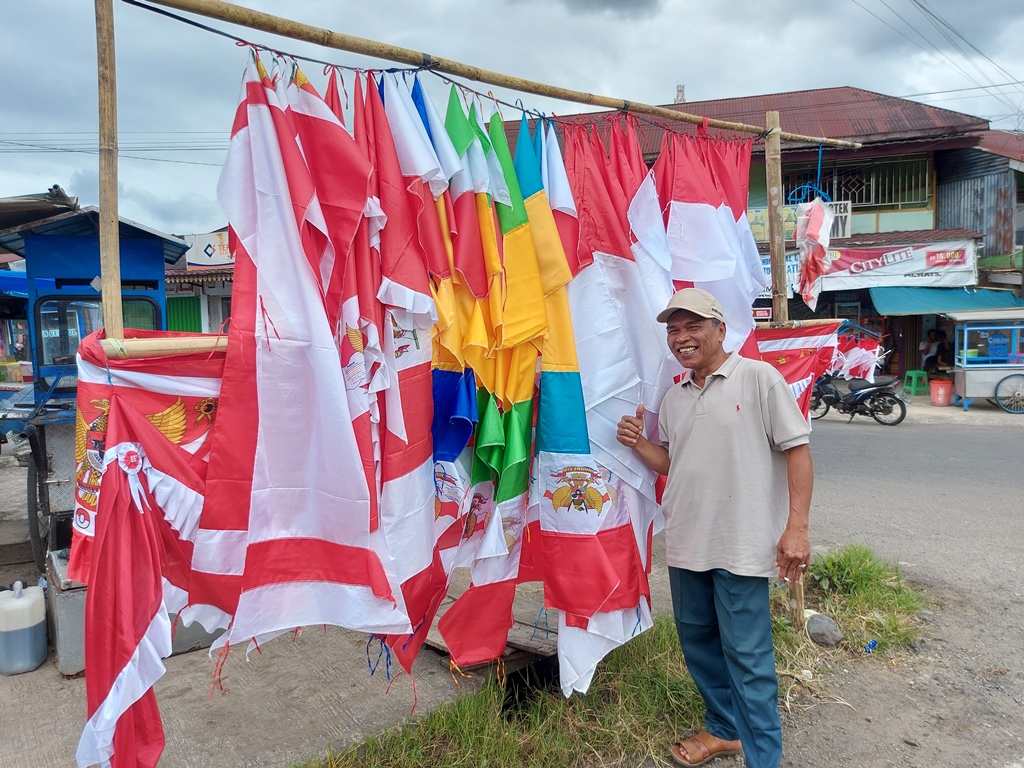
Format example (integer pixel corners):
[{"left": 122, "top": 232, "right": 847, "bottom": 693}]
[{"left": 78, "top": 8, "right": 857, "bottom": 762}]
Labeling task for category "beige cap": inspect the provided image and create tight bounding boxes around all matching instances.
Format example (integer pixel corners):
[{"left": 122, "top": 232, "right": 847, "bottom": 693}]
[{"left": 656, "top": 288, "right": 725, "bottom": 324}]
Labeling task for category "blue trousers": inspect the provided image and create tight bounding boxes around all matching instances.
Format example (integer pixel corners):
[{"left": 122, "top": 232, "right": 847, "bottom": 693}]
[{"left": 669, "top": 568, "right": 782, "bottom": 768}]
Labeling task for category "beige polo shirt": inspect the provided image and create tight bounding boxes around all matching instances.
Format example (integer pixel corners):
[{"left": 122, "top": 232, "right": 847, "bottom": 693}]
[{"left": 657, "top": 353, "right": 810, "bottom": 578}]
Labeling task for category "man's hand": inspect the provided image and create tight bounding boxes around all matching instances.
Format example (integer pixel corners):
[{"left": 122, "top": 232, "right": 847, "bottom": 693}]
[
  {"left": 616, "top": 403, "right": 646, "bottom": 448},
  {"left": 775, "top": 526, "right": 811, "bottom": 583},
  {"left": 615, "top": 404, "right": 670, "bottom": 475}
]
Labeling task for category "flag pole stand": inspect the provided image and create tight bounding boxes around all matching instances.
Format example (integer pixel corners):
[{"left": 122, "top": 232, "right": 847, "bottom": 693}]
[
  {"left": 764, "top": 109, "right": 806, "bottom": 629},
  {"left": 95, "top": 0, "right": 124, "bottom": 341}
]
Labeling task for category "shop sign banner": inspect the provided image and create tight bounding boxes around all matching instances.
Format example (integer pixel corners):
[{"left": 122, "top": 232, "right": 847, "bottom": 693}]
[
  {"left": 758, "top": 253, "right": 800, "bottom": 299},
  {"left": 184, "top": 231, "right": 234, "bottom": 269},
  {"left": 748, "top": 200, "right": 851, "bottom": 242},
  {"left": 818, "top": 239, "right": 976, "bottom": 290}
]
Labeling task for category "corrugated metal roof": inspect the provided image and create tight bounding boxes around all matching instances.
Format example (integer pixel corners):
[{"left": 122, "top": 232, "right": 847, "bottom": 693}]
[
  {"left": 755, "top": 228, "right": 982, "bottom": 254},
  {"left": 0, "top": 206, "right": 188, "bottom": 264},
  {"left": 665, "top": 87, "right": 987, "bottom": 143},
  {"left": 513, "top": 86, "right": 989, "bottom": 155},
  {"left": 0, "top": 187, "right": 79, "bottom": 231},
  {"left": 973, "top": 130, "right": 1024, "bottom": 164}
]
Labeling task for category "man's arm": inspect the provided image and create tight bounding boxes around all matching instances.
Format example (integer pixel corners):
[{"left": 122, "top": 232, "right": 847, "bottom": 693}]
[
  {"left": 776, "top": 443, "right": 813, "bottom": 583},
  {"left": 616, "top": 404, "right": 670, "bottom": 475}
]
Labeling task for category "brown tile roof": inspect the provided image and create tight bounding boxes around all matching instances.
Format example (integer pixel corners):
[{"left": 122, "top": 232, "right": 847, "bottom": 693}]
[
  {"left": 166, "top": 267, "right": 235, "bottom": 283},
  {"left": 972, "top": 130, "right": 1024, "bottom": 163}
]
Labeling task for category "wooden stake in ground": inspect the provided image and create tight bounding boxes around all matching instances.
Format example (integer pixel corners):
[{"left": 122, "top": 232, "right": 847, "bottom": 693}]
[
  {"left": 95, "top": 0, "right": 123, "bottom": 340},
  {"left": 789, "top": 577, "right": 806, "bottom": 630}
]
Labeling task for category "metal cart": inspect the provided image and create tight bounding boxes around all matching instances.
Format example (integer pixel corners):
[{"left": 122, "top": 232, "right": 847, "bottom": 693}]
[
  {"left": 0, "top": 207, "right": 187, "bottom": 570},
  {"left": 945, "top": 308, "right": 1024, "bottom": 413}
]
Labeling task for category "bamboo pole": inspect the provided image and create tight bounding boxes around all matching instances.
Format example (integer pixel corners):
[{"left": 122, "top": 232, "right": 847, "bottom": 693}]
[
  {"left": 98, "top": 0, "right": 864, "bottom": 359},
  {"left": 100, "top": 335, "right": 229, "bottom": 358},
  {"left": 95, "top": 0, "right": 124, "bottom": 340},
  {"left": 145, "top": 0, "right": 861, "bottom": 149},
  {"left": 755, "top": 318, "right": 845, "bottom": 329},
  {"left": 765, "top": 111, "right": 789, "bottom": 325}
]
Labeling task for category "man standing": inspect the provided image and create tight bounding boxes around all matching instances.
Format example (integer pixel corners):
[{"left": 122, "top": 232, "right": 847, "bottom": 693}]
[{"left": 616, "top": 288, "right": 813, "bottom": 768}]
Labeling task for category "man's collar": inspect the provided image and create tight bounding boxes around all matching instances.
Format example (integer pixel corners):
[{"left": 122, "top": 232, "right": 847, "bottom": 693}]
[{"left": 680, "top": 352, "right": 739, "bottom": 386}]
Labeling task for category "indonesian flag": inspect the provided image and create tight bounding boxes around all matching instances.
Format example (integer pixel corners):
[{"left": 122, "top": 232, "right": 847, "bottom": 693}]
[
  {"left": 213, "top": 54, "right": 407, "bottom": 652},
  {"left": 68, "top": 329, "right": 224, "bottom": 585},
  {"left": 795, "top": 198, "right": 834, "bottom": 311},
  {"left": 755, "top": 322, "right": 841, "bottom": 419},
  {"left": 834, "top": 333, "right": 882, "bottom": 381},
  {"left": 76, "top": 395, "right": 208, "bottom": 768},
  {"left": 653, "top": 132, "right": 765, "bottom": 352}
]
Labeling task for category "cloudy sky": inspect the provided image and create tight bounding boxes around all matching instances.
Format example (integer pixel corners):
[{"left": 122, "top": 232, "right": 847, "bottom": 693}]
[{"left": 2, "top": 0, "right": 1023, "bottom": 236}]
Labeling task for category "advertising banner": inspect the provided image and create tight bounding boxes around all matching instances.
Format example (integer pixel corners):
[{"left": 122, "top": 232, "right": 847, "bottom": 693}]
[
  {"left": 758, "top": 253, "right": 800, "bottom": 299},
  {"left": 818, "top": 239, "right": 976, "bottom": 291},
  {"left": 184, "top": 230, "right": 233, "bottom": 269},
  {"left": 748, "top": 200, "right": 851, "bottom": 242}
]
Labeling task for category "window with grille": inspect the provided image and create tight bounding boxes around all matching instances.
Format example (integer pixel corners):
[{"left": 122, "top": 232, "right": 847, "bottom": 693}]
[{"left": 782, "top": 155, "right": 931, "bottom": 209}]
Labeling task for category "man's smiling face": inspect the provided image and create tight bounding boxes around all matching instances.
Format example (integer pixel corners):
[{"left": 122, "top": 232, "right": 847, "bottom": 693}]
[{"left": 665, "top": 309, "right": 727, "bottom": 371}]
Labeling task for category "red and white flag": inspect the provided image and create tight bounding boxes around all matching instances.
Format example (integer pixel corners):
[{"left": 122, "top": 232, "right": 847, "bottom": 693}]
[
  {"left": 755, "top": 322, "right": 841, "bottom": 419},
  {"left": 795, "top": 198, "right": 834, "bottom": 311},
  {"left": 76, "top": 396, "right": 209, "bottom": 768}
]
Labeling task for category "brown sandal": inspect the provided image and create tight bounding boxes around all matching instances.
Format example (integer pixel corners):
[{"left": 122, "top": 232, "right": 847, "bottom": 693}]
[{"left": 669, "top": 731, "right": 742, "bottom": 766}]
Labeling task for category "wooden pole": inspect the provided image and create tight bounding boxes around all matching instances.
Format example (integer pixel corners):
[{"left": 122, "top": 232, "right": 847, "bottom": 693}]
[
  {"left": 789, "top": 578, "right": 806, "bottom": 630},
  {"left": 96, "top": 0, "right": 124, "bottom": 340},
  {"left": 765, "top": 111, "right": 789, "bottom": 325},
  {"left": 100, "top": 335, "right": 228, "bottom": 358},
  {"left": 145, "top": 0, "right": 862, "bottom": 148}
]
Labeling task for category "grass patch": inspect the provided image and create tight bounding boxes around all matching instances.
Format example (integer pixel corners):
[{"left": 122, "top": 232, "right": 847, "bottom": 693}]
[{"left": 302, "top": 545, "right": 927, "bottom": 768}]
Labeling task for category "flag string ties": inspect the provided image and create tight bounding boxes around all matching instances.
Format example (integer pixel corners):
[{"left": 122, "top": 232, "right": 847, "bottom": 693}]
[
  {"left": 631, "top": 606, "right": 642, "bottom": 638},
  {"left": 209, "top": 640, "right": 231, "bottom": 699},
  {"left": 251, "top": 636, "right": 262, "bottom": 655},
  {"left": 365, "top": 635, "right": 394, "bottom": 681},
  {"left": 530, "top": 604, "right": 549, "bottom": 640},
  {"left": 448, "top": 658, "right": 474, "bottom": 689},
  {"left": 402, "top": 614, "right": 427, "bottom": 651},
  {"left": 170, "top": 613, "right": 180, "bottom": 642},
  {"left": 258, "top": 296, "right": 281, "bottom": 350},
  {"left": 495, "top": 656, "right": 507, "bottom": 690}
]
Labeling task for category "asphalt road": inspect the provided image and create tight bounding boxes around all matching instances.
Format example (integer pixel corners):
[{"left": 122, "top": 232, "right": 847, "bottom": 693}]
[{"left": 808, "top": 418, "right": 1024, "bottom": 598}]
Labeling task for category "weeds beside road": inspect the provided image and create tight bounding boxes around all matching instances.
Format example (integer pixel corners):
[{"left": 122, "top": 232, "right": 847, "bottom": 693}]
[{"left": 309, "top": 546, "right": 925, "bottom": 768}]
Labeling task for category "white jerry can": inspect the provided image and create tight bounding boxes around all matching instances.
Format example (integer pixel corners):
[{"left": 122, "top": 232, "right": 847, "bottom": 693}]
[{"left": 0, "top": 581, "right": 48, "bottom": 675}]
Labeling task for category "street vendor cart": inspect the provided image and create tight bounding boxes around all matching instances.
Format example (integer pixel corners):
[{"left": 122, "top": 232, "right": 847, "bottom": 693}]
[
  {"left": 945, "top": 308, "right": 1024, "bottom": 413},
  {"left": 0, "top": 207, "right": 186, "bottom": 571}
]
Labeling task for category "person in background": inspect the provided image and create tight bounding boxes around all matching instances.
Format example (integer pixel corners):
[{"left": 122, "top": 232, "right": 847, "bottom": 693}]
[
  {"left": 616, "top": 288, "right": 813, "bottom": 768},
  {"left": 934, "top": 330, "right": 954, "bottom": 372},
  {"left": 919, "top": 329, "right": 939, "bottom": 374}
]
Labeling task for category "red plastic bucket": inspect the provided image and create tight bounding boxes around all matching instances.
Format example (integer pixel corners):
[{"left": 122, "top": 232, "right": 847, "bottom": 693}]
[{"left": 929, "top": 379, "right": 953, "bottom": 407}]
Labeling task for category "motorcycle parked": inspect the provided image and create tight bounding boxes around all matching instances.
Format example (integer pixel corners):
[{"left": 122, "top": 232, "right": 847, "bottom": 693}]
[{"left": 809, "top": 372, "right": 907, "bottom": 426}]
